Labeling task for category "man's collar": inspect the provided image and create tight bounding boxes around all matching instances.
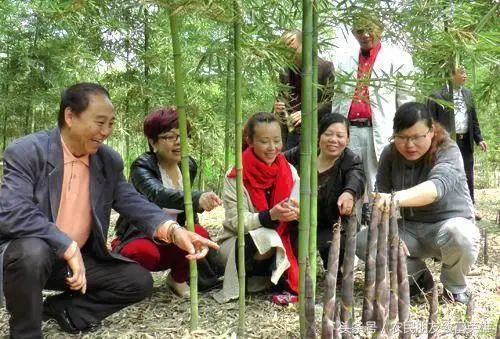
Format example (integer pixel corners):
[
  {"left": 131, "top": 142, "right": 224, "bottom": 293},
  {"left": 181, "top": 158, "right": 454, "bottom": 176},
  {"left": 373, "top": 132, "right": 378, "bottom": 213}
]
[{"left": 60, "top": 134, "right": 90, "bottom": 167}]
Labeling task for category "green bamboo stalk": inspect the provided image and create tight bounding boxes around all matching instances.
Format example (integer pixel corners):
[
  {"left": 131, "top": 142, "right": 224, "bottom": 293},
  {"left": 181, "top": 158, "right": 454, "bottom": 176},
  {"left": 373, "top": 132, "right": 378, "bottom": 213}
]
[
  {"left": 305, "top": 260, "right": 316, "bottom": 338},
  {"left": 224, "top": 57, "right": 232, "bottom": 173},
  {"left": 168, "top": 9, "right": 198, "bottom": 330},
  {"left": 299, "top": 0, "right": 314, "bottom": 336},
  {"left": 308, "top": 0, "right": 319, "bottom": 294},
  {"left": 373, "top": 205, "right": 389, "bottom": 337},
  {"left": 387, "top": 200, "right": 400, "bottom": 337},
  {"left": 340, "top": 215, "right": 357, "bottom": 339},
  {"left": 233, "top": 0, "right": 245, "bottom": 336},
  {"left": 321, "top": 218, "right": 341, "bottom": 339},
  {"left": 362, "top": 199, "right": 382, "bottom": 324},
  {"left": 427, "top": 283, "right": 438, "bottom": 339}
]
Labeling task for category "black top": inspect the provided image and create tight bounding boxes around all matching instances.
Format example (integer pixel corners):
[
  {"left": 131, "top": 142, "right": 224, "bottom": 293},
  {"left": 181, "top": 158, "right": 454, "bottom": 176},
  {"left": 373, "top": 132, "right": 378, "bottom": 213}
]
[
  {"left": 277, "top": 57, "right": 335, "bottom": 140},
  {"left": 115, "top": 152, "right": 203, "bottom": 245},
  {"left": 284, "top": 146, "right": 365, "bottom": 229}
]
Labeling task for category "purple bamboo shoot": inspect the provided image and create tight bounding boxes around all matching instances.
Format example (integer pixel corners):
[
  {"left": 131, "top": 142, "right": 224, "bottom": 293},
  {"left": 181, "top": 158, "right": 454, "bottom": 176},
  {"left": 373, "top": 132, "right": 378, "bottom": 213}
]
[
  {"left": 397, "top": 241, "right": 410, "bottom": 339},
  {"left": 427, "top": 283, "right": 438, "bottom": 339},
  {"left": 322, "top": 219, "right": 341, "bottom": 339},
  {"left": 387, "top": 200, "right": 400, "bottom": 336},
  {"left": 362, "top": 198, "right": 382, "bottom": 324},
  {"left": 373, "top": 204, "right": 389, "bottom": 337},
  {"left": 340, "top": 215, "right": 357, "bottom": 338}
]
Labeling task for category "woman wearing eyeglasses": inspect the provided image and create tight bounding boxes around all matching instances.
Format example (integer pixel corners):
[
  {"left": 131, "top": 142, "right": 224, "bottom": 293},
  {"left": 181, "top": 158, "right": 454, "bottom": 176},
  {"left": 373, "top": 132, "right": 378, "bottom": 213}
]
[
  {"left": 111, "top": 107, "right": 224, "bottom": 297},
  {"left": 356, "top": 102, "right": 480, "bottom": 305}
]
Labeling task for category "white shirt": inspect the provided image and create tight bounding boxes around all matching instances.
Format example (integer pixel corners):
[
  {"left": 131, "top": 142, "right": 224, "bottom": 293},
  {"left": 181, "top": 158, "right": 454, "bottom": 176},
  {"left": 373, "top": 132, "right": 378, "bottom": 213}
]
[
  {"left": 159, "top": 164, "right": 183, "bottom": 215},
  {"left": 453, "top": 87, "right": 469, "bottom": 134}
]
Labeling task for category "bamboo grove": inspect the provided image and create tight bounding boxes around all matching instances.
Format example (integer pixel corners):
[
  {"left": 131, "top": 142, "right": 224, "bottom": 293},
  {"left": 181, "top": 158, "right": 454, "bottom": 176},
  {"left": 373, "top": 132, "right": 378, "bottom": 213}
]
[{"left": 0, "top": 0, "right": 499, "bottom": 338}]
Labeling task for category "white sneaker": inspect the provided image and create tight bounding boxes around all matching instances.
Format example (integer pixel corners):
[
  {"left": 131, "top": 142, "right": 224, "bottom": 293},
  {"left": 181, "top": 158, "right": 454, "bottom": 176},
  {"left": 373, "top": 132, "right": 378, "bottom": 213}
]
[{"left": 165, "top": 274, "right": 190, "bottom": 298}]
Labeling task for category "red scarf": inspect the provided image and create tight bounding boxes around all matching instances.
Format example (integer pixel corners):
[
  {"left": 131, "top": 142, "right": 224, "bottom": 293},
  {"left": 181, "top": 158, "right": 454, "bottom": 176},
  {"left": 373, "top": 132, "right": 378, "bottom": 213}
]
[{"left": 228, "top": 147, "right": 299, "bottom": 293}]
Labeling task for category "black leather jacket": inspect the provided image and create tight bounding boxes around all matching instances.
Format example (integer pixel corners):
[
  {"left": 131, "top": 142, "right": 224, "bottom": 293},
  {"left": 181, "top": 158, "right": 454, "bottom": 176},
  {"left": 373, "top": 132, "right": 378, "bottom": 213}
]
[
  {"left": 284, "top": 146, "right": 365, "bottom": 229},
  {"left": 115, "top": 152, "right": 203, "bottom": 245}
]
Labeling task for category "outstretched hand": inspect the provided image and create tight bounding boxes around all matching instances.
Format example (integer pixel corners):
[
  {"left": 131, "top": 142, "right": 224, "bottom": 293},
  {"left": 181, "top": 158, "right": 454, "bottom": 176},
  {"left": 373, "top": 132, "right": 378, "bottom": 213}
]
[
  {"left": 154, "top": 221, "right": 220, "bottom": 261},
  {"left": 199, "top": 192, "right": 223, "bottom": 212},
  {"left": 174, "top": 228, "right": 220, "bottom": 260},
  {"left": 337, "top": 191, "right": 355, "bottom": 216}
]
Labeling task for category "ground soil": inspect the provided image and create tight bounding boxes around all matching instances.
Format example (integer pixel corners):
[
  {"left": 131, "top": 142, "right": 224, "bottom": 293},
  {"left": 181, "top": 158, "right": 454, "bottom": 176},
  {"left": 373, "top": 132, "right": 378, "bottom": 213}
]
[{"left": 0, "top": 189, "right": 498, "bottom": 338}]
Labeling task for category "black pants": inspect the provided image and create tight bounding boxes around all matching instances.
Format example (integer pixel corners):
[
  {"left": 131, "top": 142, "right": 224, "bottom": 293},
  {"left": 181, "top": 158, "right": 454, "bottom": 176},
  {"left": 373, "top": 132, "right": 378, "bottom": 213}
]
[
  {"left": 456, "top": 137, "right": 475, "bottom": 203},
  {"left": 3, "top": 238, "right": 153, "bottom": 339}
]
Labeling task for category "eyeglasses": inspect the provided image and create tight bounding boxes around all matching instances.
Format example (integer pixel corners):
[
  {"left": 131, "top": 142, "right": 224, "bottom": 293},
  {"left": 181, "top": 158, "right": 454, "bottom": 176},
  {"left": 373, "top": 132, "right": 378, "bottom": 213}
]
[
  {"left": 392, "top": 129, "right": 431, "bottom": 145},
  {"left": 158, "top": 134, "right": 181, "bottom": 143},
  {"left": 354, "top": 28, "right": 373, "bottom": 35}
]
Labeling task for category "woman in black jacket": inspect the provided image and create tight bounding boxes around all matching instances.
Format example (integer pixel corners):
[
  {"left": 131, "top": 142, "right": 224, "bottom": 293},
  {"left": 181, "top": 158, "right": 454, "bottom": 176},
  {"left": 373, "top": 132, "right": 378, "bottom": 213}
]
[
  {"left": 284, "top": 113, "right": 365, "bottom": 270},
  {"left": 112, "top": 107, "right": 223, "bottom": 297}
]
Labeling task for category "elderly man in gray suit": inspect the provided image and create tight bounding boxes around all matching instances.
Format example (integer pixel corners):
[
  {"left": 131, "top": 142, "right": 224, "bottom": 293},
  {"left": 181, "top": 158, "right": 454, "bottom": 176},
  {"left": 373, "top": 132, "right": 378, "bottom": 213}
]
[{"left": 0, "top": 83, "right": 219, "bottom": 338}]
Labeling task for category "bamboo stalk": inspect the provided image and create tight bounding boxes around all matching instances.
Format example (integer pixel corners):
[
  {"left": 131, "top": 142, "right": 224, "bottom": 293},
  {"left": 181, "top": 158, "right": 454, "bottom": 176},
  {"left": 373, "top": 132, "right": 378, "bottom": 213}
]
[
  {"left": 427, "top": 283, "right": 438, "bottom": 339},
  {"left": 362, "top": 198, "right": 382, "bottom": 324},
  {"left": 232, "top": 1, "right": 245, "bottom": 336},
  {"left": 168, "top": 9, "right": 199, "bottom": 330},
  {"left": 387, "top": 200, "right": 400, "bottom": 336},
  {"left": 308, "top": 0, "right": 319, "bottom": 295},
  {"left": 340, "top": 215, "right": 357, "bottom": 339},
  {"left": 223, "top": 57, "right": 232, "bottom": 174},
  {"left": 299, "top": 0, "right": 314, "bottom": 336},
  {"left": 321, "top": 218, "right": 341, "bottom": 339},
  {"left": 305, "top": 260, "right": 316, "bottom": 338},
  {"left": 373, "top": 204, "right": 389, "bottom": 337},
  {"left": 397, "top": 241, "right": 411, "bottom": 339}
]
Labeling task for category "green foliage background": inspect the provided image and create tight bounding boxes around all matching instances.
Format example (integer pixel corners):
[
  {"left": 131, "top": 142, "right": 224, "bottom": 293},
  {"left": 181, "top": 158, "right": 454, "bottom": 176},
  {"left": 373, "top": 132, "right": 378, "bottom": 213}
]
[{"left": 0, "top": 0, "right": 498, "bottom": 190}]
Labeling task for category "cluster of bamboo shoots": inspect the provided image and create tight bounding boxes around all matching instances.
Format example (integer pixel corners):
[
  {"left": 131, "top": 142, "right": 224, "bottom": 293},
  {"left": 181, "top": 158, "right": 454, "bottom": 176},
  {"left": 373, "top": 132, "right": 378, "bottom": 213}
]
[{"left": 318, "top": 196, "right": 411, "bottom": 339}]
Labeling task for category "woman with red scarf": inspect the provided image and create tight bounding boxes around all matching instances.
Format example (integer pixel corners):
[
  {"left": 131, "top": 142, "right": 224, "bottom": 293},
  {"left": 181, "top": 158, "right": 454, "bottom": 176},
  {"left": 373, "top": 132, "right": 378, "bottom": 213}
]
[{"left": 213, "top": 112, "right": 300, "bottom": 303}]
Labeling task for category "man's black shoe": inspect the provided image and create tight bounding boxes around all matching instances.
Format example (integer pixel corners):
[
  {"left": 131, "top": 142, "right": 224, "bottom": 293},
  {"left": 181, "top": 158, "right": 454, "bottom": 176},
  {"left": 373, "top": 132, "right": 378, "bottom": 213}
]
[
  {"left": 43, "top": 300, "right": 101, "bottom": 334},
  {"left": 409, "top": 268, "right": 435, "bottom": 298},
  {"left": 442, "top": 289, "right": 471, "bottom": 305}
]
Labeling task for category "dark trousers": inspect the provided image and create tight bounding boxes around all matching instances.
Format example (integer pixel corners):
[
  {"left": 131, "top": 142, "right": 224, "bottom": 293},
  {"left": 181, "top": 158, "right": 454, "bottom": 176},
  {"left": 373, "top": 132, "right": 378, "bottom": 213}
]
[
  {"left": 456, "top": 136, "right": 475, "bottom": 203},
  {"left": 3, "top": 238, "right": 153, "bottom": 339}
]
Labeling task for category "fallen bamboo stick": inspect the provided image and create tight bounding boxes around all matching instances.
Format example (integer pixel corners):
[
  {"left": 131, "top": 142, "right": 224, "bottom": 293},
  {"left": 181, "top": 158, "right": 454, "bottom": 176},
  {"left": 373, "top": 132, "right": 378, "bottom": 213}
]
[{"left": 483, "top": 229, "right": 488, "bottom": 265}]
